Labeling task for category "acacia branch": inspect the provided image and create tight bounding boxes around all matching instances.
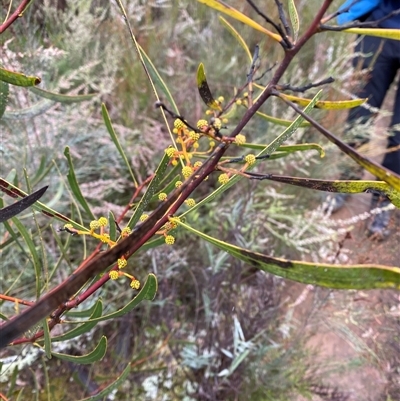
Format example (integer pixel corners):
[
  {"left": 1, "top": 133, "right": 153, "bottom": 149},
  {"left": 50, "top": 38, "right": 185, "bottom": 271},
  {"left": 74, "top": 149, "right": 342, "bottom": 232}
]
[{"left": 0, "top": 0, "right": 32, "bottom": 34}]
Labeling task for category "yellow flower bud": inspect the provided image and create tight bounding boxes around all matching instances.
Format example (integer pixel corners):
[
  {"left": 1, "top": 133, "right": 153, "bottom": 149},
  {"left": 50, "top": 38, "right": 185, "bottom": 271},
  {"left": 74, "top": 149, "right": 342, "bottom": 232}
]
[
  {"left": 98, "top": 217, "right": 108, "bottom": 227},
  {"left": 139, "top": 214, "right": 149, "bottom": 222},
  {"left": 182, "top": 166, "right": 193, "bottom": 178},
  {"left": 109, "top": 271, "right": 119, "bottom": 280},
  {"left": 218, "top": 173, "right": 230, "bottom": 185},
  {"left": 130, "top": 279, "right": 141, "bottom": 290},
  {"left": 90, "top": 220, "right": 100, "bottom": 230},
  {"left": 118, "top": 258, "right": 127, "bottom": 269},
  {"left": 245, "top": 154, "right": 256, "bottom": 165},
  {"left": 165, "top": 235, "right": 175, "bottom": 245},
  {"left": 158, "top": 192, "right": 168, "bottom": 201},
  {"left": 185, "top": 198, "right": 196, "bottom": 207},
  {"left": 194, "top": 161, "right": 203, "bottom": 168},
  {"left": 197, "top": 119, "right": 208, "bottom": 131},
  {"left": 175, "top": 180, "right": 183, "bottom": 188},
  {"left": 234, "top": 134, "right": 246, "bottom": 145}
]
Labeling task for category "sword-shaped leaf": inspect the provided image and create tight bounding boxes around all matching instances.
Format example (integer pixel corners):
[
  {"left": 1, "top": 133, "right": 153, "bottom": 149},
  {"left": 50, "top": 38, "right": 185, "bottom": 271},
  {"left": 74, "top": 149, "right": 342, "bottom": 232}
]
[
  {"left": 197, "top": 63, "right": 221, "bottom": 111},
  {"left": 64, "top": 146, "right": 95, "bottom": 220},
  {"left": 52, "top": 336, "right": 107, "bottom": 364},
  {"left": 2, "top": 99, "right": 54, "bottom": 120},
  {"left": 0, "top": 67, "right": 41, "bottom": 87},
  {"left": 280, "top": 93, "right": 366, "bottom": 109},
  {"left": 0, "top": 186, "right": 47, "bottom": 223},
  {"left": 341, "top": 28, "right": 400, "bottom": 41},
  {"left": 102, "top": 103, "right": 138, "bottom": 187},
  {"left": 197, "top": 0, "right": 283, "bottom": 43},
  {"left": 175, "top": 220, "right": 400, "bottom": 290},
  {"left": 29, "top": 86, "right": 95, "bottom": 103},
  {"left": 256, "top": 110, "right": 310, "bottom": 127},
  {"left": 249, "top": 175, "right": 400, "bottom": 208},
  {"left": 219, "top": 16, "right": 252, "bottom": 61},
  {"left": 0, "top": 80, "right": 9, "bottom": 119},
  {"left": 288, "top": 0, "right": 300, "bottom": 41}
]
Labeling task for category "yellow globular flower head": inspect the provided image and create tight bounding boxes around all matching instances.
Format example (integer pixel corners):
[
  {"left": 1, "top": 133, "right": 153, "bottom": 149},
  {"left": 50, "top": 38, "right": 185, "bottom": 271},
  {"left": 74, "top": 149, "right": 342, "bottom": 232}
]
[
  {"left": 192, "top": 141, "right": 199, "bottom": 149},
  {"left": 234, "top": 134, "right": 246, "bottom": 145},
  {"left": 90, "top": 220, "right": 100, "bottom": 230},
  {"left": 165, "top": 235, "right": 175, "bottom": 245},
  {"left": 212, "top": 118, "right": 222, "bottom": 130},
  {"left": 245, "top": 154, "right": 256, "bottom": 165},
  {"left": 205, "top": 110, "right": 213, "bottom": 115},
  {"left": 169, "top": 216, "right": 180, "bottom": 229},
  {"left": 197, "top": 119, "right": 209, "bottom": 132},
  {"left": 175, "top": 180, "right": 183, "bottom": 188},
  {"left": 109, "top": 271, "right": 120, "bottom": 280},
  {"left": 218, "top": 96, "right": 225, "bottom": 103},
  {"left": 182, "top": 166, "right": 193, "bottom": 179},
  {"left": 139, "top": 214, "right": 149, "bottom": 222},
  {"left": 174, "top": 119, "right": 186, "bottom": 130},
  {"left": 100, "top": 233, "right": 110, "bottom": 243},
  {"left": 130, "top": 279, "right": 141, "bottom": 290},
  {"left": 172, "top": 159, "right": 178, "bottom": 166},
  {"left": 158, "top": 192, "right": 168, "bottom": 201},
  {"left": 185, "top": 198, "right": 196, "bottom": 207},
  {"left": 193, "top": 161, "right": 203, "bottom": 169},
  {"left": 118, "top": 258, "right": 128, "bottom": 269},
  {"left": 218, "top": 173, "right": 230, "bottom": 185},
  {"left": 98, "top": 217, "right": 108, "bottom": 227},
  {"left": 222, "top": 118, "right": 228, "bottom": 124},
  {"left": 121, "top": 227, "right": 132, "bottom": 237},
  {"left": 189, "top": 131, "right": 200, "bottom": 141},
  {"left": 165, "top": 147, "right": 176, "bottom": 158},
  {"left": 235, "top": 99, "right": 242, "bottom": 106}
]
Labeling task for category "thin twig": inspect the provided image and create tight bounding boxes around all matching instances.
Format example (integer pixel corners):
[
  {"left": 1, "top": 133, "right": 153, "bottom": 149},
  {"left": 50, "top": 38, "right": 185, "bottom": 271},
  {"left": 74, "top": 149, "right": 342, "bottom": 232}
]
[
  {"left": 274, "top": 0, "right": 291, "bottom": 37},
  {"left": 245, "top": 0, "right": 292, "bottom": 49},
  {"left": 276, "top": 77, "right": 335, "bottom": 93}
]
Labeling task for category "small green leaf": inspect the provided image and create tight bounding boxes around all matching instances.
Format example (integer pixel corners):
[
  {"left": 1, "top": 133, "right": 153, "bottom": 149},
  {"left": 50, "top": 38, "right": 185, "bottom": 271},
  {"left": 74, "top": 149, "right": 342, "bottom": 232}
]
[
  {"left": 101, "top": 103, "right": 138, "bottom": 187},
  {"left": 11, "top": 216, "right": 42, "bottom": 298},
  {"left": 256, "top": 110, "right": 310, "bottom": 127},
  {"left": 42, "top": 318, "right": 52, "bottom": 359},
  {"left": 108, "top": 211, "right": 117, "bottom": 242},
  {"left": 0, "top": 80, "right": 9, "bottom": 119},
  {"left": 52, "top": 300, "right": 103, "bottom": 342},
  {"left": 64, "top": 146, "right": 95, "bottom": 220},
  {"left": 240, "top": 143, "right": 325, "bottom": 158},
  {"left": 176, "top": 220, "right": 400, "bottom": 290},
  {"left": 0, "top": 67, "right": 41, "bottom": 87},
  {"left": 80, "top": 364, "right": 131, "bottom": 401},
  {"left": 52, "top": 336, "right": 107, "bottom": 364},
  {"left": 288, "top": 0, "right": 300, "bottom": 41},
  {"left": 29, "top": 86, "right": 95, "bottom": 103},
  {"left": 197, "top": 63, "right": 221, "bottom": 110}
]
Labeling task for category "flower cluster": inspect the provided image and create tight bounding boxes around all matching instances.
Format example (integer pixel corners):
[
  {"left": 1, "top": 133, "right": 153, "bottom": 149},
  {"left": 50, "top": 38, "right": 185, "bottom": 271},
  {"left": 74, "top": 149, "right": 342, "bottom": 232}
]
[{"left": 62, "top": 217, "right": 140, "bottom": 290}]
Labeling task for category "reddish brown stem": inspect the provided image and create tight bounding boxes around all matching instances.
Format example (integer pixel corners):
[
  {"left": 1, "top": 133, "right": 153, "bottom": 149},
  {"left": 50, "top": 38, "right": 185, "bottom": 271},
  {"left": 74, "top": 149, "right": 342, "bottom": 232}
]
[
  {"left": 0, "top": 294, "right": 34, "bottom": 306},
  {"left": 0, "top": 0, "right": 31, "bottom": 34}
]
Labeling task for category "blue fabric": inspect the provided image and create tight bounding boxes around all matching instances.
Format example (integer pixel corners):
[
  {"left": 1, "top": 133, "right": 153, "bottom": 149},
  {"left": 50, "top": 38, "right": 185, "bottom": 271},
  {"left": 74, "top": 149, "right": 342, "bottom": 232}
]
[
  {"left": 337, "top": 0, "right": 380, "bottom": 24},
  {"left": 370, "top": 0, "right": 400, "bottom": 28}
]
